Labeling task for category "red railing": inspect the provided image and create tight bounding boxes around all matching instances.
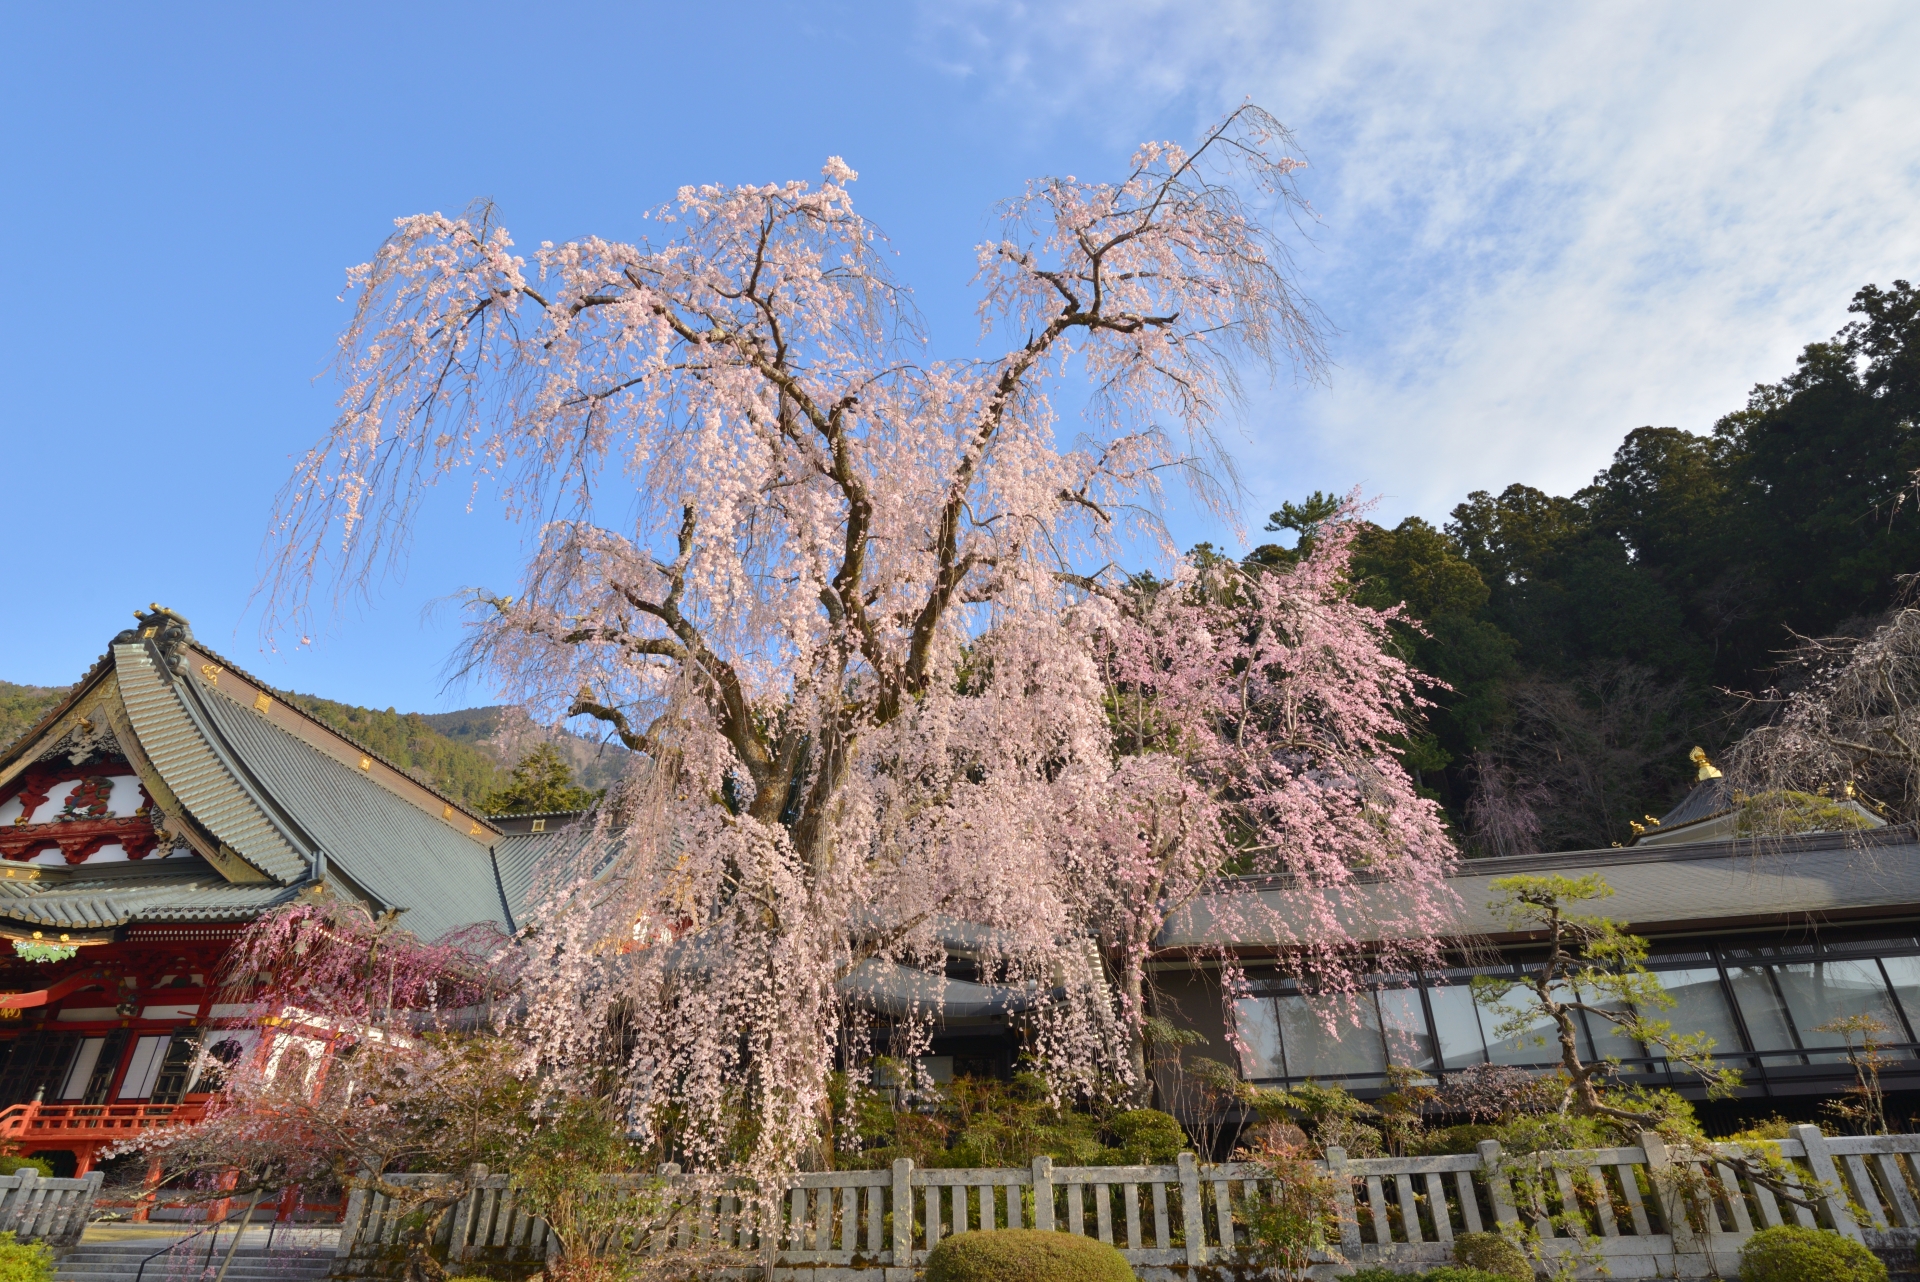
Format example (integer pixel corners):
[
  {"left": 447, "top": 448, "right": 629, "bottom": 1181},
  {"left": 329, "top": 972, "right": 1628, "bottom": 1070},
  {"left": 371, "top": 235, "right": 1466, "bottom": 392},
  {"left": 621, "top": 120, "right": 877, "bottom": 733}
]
[{"left": 0, "top": 1099, "right": 206, "bottom": 1147}]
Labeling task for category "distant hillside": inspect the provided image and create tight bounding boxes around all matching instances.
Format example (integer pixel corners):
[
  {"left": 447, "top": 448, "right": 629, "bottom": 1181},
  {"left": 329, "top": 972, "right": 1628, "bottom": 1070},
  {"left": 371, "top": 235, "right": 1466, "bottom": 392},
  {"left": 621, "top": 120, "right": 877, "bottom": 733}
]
[
  {"left": 281, "top": 694, "right": 511, "bottom": 808},
  {"left": 415, "top": 705, "right": 630, "bottom": 794},
  {"left": 0, "top": 682, "right": 70, "bottom": 755}
]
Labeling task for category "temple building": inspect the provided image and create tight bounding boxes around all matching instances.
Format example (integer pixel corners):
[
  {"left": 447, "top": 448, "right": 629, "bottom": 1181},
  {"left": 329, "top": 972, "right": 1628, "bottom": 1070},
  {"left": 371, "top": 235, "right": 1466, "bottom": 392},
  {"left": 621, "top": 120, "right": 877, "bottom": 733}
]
[
  {"left": 0, "top": 608, "right": 535, "bottom": 1175},
  {"left": 1153, "top": 758, "right": 1920, "bottom": 1124}
]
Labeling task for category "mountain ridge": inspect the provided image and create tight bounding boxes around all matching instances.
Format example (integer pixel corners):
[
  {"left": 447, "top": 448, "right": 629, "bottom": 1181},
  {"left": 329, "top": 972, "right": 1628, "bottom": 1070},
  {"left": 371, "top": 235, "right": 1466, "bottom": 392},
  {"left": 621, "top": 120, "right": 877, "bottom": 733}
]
[{"left": 0, "top": 679, "right": 626, "bottom": 812}]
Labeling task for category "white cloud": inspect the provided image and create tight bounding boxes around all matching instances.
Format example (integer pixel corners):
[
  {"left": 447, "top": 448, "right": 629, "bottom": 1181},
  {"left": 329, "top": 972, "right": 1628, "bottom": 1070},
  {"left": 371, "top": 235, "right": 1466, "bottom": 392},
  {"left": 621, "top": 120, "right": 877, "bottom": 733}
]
[{"left": 925, "top": 0, "right": 1920, "bottom": 530}]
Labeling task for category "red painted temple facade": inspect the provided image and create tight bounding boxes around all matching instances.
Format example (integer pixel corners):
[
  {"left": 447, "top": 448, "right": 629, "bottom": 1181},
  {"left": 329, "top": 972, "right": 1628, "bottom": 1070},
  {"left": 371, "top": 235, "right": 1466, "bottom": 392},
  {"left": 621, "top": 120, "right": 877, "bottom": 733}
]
[{"left": 0, "top": 608, "right": 536, "bottom": 1178}]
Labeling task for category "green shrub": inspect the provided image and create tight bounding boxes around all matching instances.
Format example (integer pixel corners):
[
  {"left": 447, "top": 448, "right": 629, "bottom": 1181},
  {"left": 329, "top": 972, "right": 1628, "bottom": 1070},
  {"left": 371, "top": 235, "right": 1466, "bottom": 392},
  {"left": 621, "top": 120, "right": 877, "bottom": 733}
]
[
  {"left": 1104, "top": 1110, "right": 1186, "bottom": 1164},
  {"left": 1453, "top": 1230, "right": 1531, "bottom": 1280},
  {"left": 0, "top": 1231, "right": 53, "bottom": 1282},
  {"left": 924, "top": 1228, "right": 1134, "bottom": 1282},
  {"left": 1740, "top": 1225, "right": 1885, "bottom": 1282},
  {"left": 2, "top": 1160, "right": 53, "bottom": 1180}
]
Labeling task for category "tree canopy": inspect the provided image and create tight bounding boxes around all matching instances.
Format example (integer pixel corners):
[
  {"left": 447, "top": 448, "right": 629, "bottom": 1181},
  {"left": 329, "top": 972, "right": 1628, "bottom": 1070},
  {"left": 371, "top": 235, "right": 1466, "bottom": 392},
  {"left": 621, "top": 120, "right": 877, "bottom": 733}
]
[{"left": 1251, "top": 280, "right": 1920, "bottom": 851}]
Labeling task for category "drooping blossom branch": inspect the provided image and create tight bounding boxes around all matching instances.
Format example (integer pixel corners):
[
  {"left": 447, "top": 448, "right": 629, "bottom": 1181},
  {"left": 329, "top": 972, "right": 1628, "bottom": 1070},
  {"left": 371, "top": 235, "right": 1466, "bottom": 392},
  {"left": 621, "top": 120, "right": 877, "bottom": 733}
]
[{"left": 1075, "top": 507, "right": 1459, "bottom": 1090}]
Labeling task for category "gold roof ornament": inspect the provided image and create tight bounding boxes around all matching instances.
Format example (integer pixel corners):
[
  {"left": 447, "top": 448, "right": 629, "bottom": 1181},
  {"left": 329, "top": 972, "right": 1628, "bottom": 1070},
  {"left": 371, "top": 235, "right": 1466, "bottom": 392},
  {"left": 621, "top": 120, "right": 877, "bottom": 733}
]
[{"left": 1689, "top": 746, "right": 1723, "bottom": 781}]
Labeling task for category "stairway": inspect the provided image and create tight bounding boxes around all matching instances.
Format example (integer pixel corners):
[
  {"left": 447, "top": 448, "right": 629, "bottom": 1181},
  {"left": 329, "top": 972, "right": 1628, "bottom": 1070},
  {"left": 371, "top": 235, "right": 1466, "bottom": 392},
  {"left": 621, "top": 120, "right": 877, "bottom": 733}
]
[{"left": 55, "top": 1232, "right": 336, "bottom": 1282}]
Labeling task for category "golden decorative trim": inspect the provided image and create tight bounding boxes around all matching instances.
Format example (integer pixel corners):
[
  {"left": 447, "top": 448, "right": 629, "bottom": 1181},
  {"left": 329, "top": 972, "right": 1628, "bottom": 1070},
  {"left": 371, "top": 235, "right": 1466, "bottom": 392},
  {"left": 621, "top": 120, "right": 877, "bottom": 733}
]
[
  {"left": 253, "top": 691, "right": 272, "bottom": 714},
  {"left": 358, "top": 756, "right": 373, "bottom": 772},
  {"left": 200, "top": 663, "right": 223, "bottom": 685},
  {"left": 531, "top": 819, "right": 547, "bottom": 833},
  {"left": 441, "top": 803, "right": 454, "bottom": 820}
]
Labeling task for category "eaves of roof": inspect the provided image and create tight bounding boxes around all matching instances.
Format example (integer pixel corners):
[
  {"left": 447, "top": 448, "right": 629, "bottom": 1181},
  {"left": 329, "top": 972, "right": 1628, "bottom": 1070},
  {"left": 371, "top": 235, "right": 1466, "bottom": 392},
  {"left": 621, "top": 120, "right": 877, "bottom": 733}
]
[
  {"left": 1159, "top": 825, "right": 1920, "bottom": 951},
  {"left": 0, "top": 860, "right": 307, "bottom": 936}
]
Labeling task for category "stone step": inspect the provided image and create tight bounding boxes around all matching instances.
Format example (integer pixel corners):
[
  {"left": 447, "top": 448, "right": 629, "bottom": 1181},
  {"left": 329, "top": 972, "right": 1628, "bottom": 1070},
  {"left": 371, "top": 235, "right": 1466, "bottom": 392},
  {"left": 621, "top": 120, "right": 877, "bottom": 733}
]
[
  {"left": 56, "top": 1242, "right": 334, "bottom": 1281},
  {"left": 57, "top": 1268, "right": 332, "bottom": 1281}
]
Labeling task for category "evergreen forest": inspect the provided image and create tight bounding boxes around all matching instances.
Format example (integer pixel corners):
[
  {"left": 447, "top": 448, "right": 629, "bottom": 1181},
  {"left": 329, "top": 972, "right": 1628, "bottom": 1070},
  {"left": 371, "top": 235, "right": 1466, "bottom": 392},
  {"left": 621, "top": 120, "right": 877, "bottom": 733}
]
[{"left": 1310, "top": 280, "right": 1920, "bottom": 851}]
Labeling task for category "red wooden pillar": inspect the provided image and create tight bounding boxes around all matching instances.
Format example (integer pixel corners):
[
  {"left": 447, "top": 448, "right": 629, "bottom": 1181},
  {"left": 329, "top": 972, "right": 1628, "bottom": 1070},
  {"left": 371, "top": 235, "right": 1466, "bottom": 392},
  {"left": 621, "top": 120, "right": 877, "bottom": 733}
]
[
  {"left": 208, "top": 1166, "right": 238, "bottom": 1226},
  {"left": 275, "top": 1182, "right": 300, "bottom": 1223},
  {"left": 132, "top": 1154, "right": 163, "bottom": 1222}
]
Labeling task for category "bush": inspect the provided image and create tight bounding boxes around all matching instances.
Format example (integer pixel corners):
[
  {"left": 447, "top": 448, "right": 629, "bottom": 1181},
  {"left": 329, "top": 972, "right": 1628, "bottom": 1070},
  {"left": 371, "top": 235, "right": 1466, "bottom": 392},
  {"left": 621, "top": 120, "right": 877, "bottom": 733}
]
[
  {"left": 1105, "top": 1110, "right": 1186, "bottom": 1164},
  {"left": 1453, "top": 1230, "right": 1532, "bottom": 1280},
  {"left": 924, "top": 1228, "right": 1134, "bottom": 1282},
  {"left": 1740, "top": 1225, "right": 1886, "bottom": 1282},
  {"left": 0, "top": 1232, "right": 53, "bottom": 1282},
  {"left": 1, "top": 1160, "right": 53, "bottom": 1180}
]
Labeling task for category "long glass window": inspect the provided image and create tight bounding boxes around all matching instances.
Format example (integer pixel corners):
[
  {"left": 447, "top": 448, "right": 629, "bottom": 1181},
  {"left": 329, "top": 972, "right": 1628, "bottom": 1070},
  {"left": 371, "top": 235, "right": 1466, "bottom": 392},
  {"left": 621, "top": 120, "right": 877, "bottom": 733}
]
[
  {"left": 1276, "top": 993, "right": 1388, "bottom": 1079},
  {"left": 1227, "top": 938, "right": 1920, "bottom": 1087},
  {"left": 1378, "top": 987, "right": 1437, "bottom": 1071},
  {"left": 1426, "top": 983, "right": 1486, "bottom": 1068},
  {"left": 1726, "top": 965, "right": 1796, "bottom": 1055},
  {"left": 1878, "top": 955, "right": 1920, "bottom": 1038},
  {"left": 1771, "top": 960, "right": 1904, "bottom": 1061},
  {"left": 1480, "top": 978, "right": 1592, "bottom": 1067},
  {"left": 1576, "top": 983, "right": 1645, "bottom": 1067},
  {"left": 1233, "top": 997, "right": 1284, "bottom": 1079},
  {"left": 1652, "top": 968, "right": 1746, "bottom": 1057}
]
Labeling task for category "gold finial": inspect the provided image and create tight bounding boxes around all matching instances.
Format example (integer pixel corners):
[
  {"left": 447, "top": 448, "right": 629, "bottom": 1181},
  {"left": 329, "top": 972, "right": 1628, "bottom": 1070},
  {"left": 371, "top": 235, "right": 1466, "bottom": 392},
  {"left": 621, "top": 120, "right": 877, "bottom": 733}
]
[{"left": 1689, "top": 746, "right": 1722, "bottom": 781}]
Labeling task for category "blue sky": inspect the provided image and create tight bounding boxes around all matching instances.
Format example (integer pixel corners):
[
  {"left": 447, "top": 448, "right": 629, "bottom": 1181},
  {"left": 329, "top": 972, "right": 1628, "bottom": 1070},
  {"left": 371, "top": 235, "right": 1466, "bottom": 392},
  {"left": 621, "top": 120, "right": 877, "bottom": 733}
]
[{"left": 3, "top": 1, "right": 1916, "bottom": 712}]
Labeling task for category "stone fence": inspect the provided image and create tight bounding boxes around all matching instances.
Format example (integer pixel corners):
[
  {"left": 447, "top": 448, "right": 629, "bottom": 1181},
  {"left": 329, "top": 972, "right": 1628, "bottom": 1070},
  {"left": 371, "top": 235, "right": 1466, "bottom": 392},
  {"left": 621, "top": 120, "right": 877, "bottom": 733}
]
[
  {"left": 1, "top": 1169, "right": 102, "bottom": 1249},
  {"left": 334, "top": 1125, "right": 1920, "bottom": 1279}
]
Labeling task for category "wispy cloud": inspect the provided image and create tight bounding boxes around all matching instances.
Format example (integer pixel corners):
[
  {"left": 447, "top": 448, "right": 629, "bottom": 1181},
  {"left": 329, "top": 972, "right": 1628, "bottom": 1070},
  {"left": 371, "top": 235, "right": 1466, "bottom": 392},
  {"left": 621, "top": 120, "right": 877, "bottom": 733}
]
[{"left": 925, "top": 0, "right": 1920, "bottom": 530}]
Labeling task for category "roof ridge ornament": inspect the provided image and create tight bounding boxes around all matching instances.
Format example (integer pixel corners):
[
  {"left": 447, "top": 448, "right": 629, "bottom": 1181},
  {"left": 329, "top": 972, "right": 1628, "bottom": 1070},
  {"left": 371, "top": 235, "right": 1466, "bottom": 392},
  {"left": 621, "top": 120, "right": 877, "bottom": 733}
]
[{"left": 1689, "top": 746, "right": 1723, "bottom": 781}]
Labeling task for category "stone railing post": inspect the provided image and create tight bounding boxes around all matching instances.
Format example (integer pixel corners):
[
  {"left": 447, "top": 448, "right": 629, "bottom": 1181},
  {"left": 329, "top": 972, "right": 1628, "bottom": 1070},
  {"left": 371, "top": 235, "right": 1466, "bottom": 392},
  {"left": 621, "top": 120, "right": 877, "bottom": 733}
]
[
  {"left": 1177, "top": 1152, "right": 1206, "bottom": 1265},
  {"left": 334, "top": 1169, "right": 372, "bottom": 1264},
  {"left": 1033, "top": 1156, "right": 1056, "bottom": 1232},
  {"left": 885, "top": 1158, "right": 915, "bottom": 1281},
  {"left": 1324, "top": 1146, "right": 1361, "bottom": 1254},
  {"left": 451, "top": 1164, "right": 486, "bottom": 1262},
  {"left": 1476, "top": 1140, "right": 1520, "bottom": 1228},
  {"left": 0, "top": 1171, "right": 29, "bottom": 1237},
  {"left": 1792, "top": 1125, "right": 1863, "bottom": 1242},
  {"left": 1640, "top": 1130, "right": 1700, "bottom": 1259}
]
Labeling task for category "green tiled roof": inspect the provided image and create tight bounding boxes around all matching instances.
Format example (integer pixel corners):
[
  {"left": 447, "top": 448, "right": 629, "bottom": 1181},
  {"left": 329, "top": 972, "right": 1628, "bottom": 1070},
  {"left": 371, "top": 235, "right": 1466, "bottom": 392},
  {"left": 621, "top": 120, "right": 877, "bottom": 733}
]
[
  {"left": 116, "top": 642, "right": 310, "bottom": 883},
  {"left": 0, "top": 861, "right": 303, "bottom": 930},
  {"left": 194, "top": 682, "right": 514, "bottom": 941}
]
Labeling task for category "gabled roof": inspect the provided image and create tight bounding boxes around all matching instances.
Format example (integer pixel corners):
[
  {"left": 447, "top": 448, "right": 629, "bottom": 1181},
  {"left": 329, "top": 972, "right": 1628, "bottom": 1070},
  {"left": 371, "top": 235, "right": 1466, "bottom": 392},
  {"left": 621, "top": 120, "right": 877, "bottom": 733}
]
[{"left": 0, "top": 609, "right": 516, "bottom": 943}]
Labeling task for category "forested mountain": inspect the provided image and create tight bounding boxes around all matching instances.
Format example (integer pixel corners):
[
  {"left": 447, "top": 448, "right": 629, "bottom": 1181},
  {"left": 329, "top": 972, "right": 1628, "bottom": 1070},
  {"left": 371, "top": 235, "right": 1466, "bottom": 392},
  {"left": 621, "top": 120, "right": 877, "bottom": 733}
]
[
  {"left": 1324, "top": 280, "right": 1920, "bottom": 852},
  {"left": 281, "top": 697, "right": 628, "bottom": 809},
  {"left": 0, "top": 682, "right": 69, "bottom": 753}
]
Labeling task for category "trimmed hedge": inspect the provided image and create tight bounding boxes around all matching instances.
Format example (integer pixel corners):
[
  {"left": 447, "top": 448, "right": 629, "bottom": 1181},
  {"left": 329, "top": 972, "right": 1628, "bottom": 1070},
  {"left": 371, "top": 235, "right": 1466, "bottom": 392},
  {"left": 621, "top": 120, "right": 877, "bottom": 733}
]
[
  {"left": 924, "top": 1229, "right": 1135, "bottom": 1282},
  {"left": 1453, "top": 1230, "right": 1532, "bottom": 1280},
  {"left": 1105, "top": 1110, "right": 1186, "bottom": 1164},
  {"left": 1740, "top": 1225, "right": 1886, "bottom": 1282}
]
